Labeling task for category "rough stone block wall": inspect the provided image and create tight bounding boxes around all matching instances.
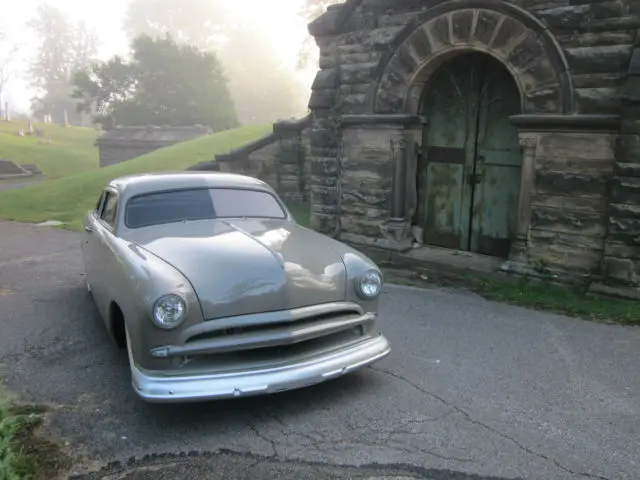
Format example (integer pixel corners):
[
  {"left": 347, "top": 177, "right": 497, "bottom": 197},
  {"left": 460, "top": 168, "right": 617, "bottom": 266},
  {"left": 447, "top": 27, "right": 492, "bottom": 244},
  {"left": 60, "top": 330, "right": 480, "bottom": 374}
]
[
  {"left": 309, "top": 0, "right": 637, "bottom": 117},
  {"left": 599, "top": 41, "right": 640, "bottom": 296},
  {"left": 309, "top": 47, "right": 341, "bottom": 233},
  {"left": 212, "top": 117, "right": 311, "bottom": 203},
  {"left": 339, "top": 126, "right": 394, "bottom": 238},
  {"left": 528, "top": 132, "right": 616, "bottom": 274},
  {"left": 306, "top": 0, "right": 640, "bottom": 296},
  {"left": 538, "top": 1, "right": 636, "bottom": 115}
]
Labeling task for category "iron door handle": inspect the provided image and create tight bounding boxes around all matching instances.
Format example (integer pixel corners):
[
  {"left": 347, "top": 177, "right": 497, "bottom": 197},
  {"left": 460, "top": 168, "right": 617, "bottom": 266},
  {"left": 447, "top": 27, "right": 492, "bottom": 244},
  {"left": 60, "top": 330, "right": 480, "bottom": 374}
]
[{"left": 467, "top": 173, "right": 482, "bottom": 185}]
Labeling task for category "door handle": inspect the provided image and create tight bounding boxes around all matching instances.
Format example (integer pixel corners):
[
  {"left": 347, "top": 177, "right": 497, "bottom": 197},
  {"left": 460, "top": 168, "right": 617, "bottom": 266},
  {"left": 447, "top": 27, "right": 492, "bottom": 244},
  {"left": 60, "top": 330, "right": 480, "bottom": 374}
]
[
  {"left": 84, "top": 225, "right": 93, "bottom": 233},
  {"left": 467, "top": 173, "right": 482, "bottom": 185}
]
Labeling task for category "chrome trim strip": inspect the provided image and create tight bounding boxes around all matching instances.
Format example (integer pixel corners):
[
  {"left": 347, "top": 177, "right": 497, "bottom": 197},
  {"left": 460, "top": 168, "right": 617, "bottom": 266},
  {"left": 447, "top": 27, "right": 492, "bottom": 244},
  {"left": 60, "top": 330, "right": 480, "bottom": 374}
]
[
  {"left": 131, "top": 333, "right": 391, "bottom": 403},
  {"left": 154, "top": 312, "right": 374, "bottom": 357}
]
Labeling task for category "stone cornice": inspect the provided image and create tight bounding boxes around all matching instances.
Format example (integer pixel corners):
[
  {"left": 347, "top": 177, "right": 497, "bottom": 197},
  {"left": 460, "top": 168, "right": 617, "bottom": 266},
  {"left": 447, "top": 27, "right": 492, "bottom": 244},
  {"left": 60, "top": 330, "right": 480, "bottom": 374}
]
[
  {"left": 341, "top": 114, "right": 427, "bottom": 127},
  {"left": 510, "top": 114, "right": 620, "bottom": 131}
]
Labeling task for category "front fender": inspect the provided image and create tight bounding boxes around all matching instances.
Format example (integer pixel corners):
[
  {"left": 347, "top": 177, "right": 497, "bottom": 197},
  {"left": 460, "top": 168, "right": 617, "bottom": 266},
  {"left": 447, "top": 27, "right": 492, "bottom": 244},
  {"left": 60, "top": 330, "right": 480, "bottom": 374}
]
[
  {"left": 111, "top": 239, "right": 204, "bottom": 370},
  {"left": 322, "top": 236, "right": 382, "bottom": 311}
]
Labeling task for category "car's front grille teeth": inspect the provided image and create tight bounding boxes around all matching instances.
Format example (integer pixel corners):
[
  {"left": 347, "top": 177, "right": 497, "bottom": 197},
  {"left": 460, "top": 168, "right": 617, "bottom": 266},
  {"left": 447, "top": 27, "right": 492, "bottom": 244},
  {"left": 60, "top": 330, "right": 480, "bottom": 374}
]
[{"left": 187, "top": 309, "right": 363, "bottom": 345}]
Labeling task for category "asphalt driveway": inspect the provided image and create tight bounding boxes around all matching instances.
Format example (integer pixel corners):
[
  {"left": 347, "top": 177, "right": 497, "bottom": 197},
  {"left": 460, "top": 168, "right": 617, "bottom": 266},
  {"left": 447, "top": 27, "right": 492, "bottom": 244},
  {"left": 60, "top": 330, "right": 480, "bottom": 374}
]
[{"left": 0, "top": 220, "right": 638, "bottom": 480}]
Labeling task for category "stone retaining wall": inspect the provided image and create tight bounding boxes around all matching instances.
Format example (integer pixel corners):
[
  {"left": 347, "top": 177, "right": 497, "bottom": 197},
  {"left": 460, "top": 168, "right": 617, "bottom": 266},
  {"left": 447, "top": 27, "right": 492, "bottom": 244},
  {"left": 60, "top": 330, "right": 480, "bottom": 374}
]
[{"left": 189, "top": 117, "right": 311, "bottom": 203}]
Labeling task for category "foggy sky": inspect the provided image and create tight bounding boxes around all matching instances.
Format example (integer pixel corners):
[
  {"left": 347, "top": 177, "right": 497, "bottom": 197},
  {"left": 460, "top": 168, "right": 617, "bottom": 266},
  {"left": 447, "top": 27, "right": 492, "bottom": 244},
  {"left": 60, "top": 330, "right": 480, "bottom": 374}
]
[{"left": 1, "top": 0, "right": 317, "bottom": 114}]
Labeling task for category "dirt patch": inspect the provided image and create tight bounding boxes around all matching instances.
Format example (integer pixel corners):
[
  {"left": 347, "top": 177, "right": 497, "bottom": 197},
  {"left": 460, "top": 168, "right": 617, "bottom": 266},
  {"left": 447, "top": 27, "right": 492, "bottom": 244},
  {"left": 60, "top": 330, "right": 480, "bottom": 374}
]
[{"left": 8, "top": 404, "right": 72, "bottom": 480}]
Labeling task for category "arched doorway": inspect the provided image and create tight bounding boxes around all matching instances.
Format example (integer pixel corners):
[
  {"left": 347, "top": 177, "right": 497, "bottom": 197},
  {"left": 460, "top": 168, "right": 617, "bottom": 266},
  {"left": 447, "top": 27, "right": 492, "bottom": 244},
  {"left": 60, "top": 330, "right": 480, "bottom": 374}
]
[{"left": 414, "top": 52, "right": 522, "bottom": 259}]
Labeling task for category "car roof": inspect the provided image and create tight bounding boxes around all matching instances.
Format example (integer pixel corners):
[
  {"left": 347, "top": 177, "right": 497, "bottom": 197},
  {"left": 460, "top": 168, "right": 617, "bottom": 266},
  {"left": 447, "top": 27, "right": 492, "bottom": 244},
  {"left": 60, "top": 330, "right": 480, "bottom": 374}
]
[{"left": 107, "top": 171, "right": 272, "bottom": 198}]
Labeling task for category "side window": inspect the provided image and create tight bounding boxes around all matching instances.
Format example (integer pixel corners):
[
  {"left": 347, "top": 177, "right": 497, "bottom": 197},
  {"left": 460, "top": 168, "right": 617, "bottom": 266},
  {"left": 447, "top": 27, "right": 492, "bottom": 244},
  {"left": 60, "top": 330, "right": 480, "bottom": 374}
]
[
  {"left": 94, "top": 192, "right": 105, "bottom": 215},
  {"left": 100, "top": 191, "right": 119, "bottom": 229}
]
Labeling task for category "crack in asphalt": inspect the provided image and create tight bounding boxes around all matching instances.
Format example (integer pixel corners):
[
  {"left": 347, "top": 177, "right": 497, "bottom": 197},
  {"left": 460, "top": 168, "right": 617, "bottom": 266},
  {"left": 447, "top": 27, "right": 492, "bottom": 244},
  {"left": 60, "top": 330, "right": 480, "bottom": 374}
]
[
  {"left": 249, "top": 404, "right": 474, "bottom": 465},
  {"left": 381, "top": 412, "right": 474, "bottom": 463},
  {"left": 369, "top": 366, "right": 611, "bottom": 480},
  {"left": 246, "top": 416, "right": 280, "bottom": 459},
  {"left": 68, "top": 448, "right": 523, "bottom": 479}
]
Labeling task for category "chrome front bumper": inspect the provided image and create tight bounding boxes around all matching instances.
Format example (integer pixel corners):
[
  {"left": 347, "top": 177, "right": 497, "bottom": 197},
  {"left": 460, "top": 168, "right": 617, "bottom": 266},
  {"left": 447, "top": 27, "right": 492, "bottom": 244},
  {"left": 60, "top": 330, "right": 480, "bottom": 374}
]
[{"left": 130, "top": 332, "right": 391, "bottom": 403}]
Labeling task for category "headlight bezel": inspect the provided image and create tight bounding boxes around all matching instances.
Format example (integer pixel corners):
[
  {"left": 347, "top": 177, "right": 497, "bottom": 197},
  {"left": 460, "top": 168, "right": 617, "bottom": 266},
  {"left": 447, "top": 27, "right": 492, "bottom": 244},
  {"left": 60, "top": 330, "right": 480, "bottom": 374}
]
[
  {"left": 152, "top": 293, "right": 188, "bottom": 330},
  {"left": 355, "top": 269, "right": 383, "bottom": 299}
]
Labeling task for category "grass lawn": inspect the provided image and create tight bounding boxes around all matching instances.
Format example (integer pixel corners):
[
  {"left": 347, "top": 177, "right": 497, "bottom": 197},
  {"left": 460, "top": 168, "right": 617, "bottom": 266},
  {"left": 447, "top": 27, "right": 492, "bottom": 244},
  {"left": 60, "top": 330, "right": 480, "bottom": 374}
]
[
  {"left": 0, "top": 120, "right": 99, "bottom": 179},
  {"left": 0, "top": 124, "right": 271, "bottom": 231},
  {"left": 473, "top": 278, "right": 639, "bottom": 325}
]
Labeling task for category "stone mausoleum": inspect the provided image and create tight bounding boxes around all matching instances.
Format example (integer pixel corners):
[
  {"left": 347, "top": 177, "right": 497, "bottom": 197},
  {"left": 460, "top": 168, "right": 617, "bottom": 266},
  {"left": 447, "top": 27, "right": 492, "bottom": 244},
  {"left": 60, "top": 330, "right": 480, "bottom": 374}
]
[
  {"left": 208, "top": 0, "right": 640, "bottom": 299},
  {"left": 97, "top": 125, "right": 211, "bottom": 168}
]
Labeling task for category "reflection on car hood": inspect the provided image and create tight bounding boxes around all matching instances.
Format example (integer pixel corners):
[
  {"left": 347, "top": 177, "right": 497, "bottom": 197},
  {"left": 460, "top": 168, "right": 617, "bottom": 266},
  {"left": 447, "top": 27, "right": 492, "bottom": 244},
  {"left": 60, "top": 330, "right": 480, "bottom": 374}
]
[{"left": 125, "top": 219, "right": 347, "bottom": 319}]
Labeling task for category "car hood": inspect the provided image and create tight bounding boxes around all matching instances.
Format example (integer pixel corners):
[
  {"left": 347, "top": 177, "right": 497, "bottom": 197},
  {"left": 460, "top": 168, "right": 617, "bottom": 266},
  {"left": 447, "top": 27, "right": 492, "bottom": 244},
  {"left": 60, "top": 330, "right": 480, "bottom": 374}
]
[{"left": 125, "top": 219, "right": 347, "bottom": 319}]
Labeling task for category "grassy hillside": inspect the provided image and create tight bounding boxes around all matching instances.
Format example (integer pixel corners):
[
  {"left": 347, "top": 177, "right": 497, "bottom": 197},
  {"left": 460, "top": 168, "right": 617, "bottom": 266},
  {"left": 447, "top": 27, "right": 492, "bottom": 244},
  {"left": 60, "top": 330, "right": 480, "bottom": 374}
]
[
  {"left": 0, "top": 120, "right": 99, "bottom": 178},
  {"left": 0, "top": 124, "right": 270, "bottom": 230}
]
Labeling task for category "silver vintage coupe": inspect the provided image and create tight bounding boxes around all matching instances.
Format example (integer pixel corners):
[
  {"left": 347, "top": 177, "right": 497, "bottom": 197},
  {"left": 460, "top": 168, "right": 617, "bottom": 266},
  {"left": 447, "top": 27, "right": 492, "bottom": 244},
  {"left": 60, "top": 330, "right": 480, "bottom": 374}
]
[{"left": 81, "top": 171, "right": 391, "bottom": 402}]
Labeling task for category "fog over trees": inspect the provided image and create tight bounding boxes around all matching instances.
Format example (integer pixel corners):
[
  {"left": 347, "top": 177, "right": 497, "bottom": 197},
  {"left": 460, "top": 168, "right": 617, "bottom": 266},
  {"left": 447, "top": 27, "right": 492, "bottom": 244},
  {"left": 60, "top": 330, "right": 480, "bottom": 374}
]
[{"left": 4, "top": 0, "right": 344, "bottom": 127}]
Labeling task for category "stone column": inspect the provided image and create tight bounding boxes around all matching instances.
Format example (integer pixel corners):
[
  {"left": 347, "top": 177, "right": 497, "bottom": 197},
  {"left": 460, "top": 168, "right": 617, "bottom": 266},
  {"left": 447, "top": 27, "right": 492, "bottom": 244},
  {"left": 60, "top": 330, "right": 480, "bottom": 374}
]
[
  {"left": 510, "top": 134, "right": 538, "bottom": 263},
  {"left": 385, "top": 131, "right": 413, "bottom": 249},
  {"left": 389, "top": 132, "right": 407, "bottom": 221}
]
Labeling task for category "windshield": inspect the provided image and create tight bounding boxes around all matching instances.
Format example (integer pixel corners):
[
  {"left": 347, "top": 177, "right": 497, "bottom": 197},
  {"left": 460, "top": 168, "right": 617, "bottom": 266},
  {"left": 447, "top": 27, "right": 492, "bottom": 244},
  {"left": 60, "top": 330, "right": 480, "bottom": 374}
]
[{"left": 124, "top": 187, "right": 287, "bottom": 229}]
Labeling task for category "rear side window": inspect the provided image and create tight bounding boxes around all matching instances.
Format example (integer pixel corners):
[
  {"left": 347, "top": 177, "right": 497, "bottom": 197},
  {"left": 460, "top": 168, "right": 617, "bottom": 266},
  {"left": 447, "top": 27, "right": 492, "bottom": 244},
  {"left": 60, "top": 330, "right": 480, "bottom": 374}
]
[
  {"left": 125, "top": 188, "right": 287, "bottom": 229},
  {"left": 210, "top": 189, "right": 286, "bottom": 218}
]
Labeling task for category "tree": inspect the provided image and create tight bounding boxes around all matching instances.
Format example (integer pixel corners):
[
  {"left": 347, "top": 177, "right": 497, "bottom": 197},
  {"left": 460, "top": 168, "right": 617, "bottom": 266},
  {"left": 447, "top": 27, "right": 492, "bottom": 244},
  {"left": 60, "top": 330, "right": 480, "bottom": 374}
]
[
  {"left": 123, "top": 0, "right": 231, "bottom": 51},
  {"left": 123, "top": 0, "right": 309, "bottom": 124},
  {"left": 0, "top": 23, "right": 21, "bottom": 118},
  {"left": 218, "top": 26, "right": 308, "bottom": 124},
  {"left": 73, "top": 34, "right": 238, "bottom": 131},
  {"left": 28, "top": 2, "right": 99, "bottom": 123},
  {"left": 72, "top": 56, "right": 137, "bottom": 127}
]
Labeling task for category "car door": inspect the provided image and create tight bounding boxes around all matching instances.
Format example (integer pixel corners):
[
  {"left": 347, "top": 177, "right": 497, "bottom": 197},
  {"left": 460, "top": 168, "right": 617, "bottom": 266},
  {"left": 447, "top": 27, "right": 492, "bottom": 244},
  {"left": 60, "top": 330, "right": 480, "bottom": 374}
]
[
  {"left": 88, "top": 188, "right": 120, "bottom": 322},
  {"left": 81, "top": 191, "right": 105, "bottom": 293}
]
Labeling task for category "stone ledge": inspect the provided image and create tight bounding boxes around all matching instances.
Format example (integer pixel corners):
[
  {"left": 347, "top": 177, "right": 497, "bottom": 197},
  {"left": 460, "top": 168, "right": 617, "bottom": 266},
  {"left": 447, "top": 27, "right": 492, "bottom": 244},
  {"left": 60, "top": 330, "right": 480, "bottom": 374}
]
[
  {"left": 340, "top": 232, "right": 413, "bottom": 252},
  {"left": 186, "top": 160, "right": 220, "bottom": 172},
  {"left": 340, "top": 238, "right": 639, "bottom": 301},
  {"left": 272, "top": 116, "right": 312, "bottom": 134},
  {"left": 589, "top": 282, "right": 640, "bottom": 301},
  {"left": 499, "top": 260, "right": 597, "bottom": 285},
  {"left": 215, "top": 132, "right": 280, "bottom": 163},
  {"left": 510, "top": 113, "right": 620, "bottom": 130},
  {"left": 341, "top": 114, "right": 427, "bottom": 126}
]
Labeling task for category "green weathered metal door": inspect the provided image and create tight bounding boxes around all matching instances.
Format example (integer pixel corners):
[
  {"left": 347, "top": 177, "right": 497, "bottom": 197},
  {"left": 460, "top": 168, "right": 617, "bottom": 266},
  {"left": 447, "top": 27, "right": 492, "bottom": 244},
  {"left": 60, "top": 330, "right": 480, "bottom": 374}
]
[
  {"left": 419, "top": 53, "right": 521, "bottom": 258},
  {"left": 470, "top": 59, "right": 522, "bottom": 257}
]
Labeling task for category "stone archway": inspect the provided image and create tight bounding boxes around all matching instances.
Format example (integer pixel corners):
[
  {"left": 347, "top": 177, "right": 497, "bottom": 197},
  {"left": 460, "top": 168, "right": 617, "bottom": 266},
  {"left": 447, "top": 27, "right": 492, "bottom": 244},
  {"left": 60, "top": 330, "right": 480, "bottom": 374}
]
[{"left": 372, "top": 1, "right": 575, "bottom": 116}]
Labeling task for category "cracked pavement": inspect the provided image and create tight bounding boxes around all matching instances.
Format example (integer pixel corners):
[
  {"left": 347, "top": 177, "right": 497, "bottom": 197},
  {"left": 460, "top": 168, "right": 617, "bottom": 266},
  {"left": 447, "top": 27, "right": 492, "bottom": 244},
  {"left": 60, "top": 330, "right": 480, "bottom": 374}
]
[{"left": 0, "top": 220, "right": 639, "bottom": 479}]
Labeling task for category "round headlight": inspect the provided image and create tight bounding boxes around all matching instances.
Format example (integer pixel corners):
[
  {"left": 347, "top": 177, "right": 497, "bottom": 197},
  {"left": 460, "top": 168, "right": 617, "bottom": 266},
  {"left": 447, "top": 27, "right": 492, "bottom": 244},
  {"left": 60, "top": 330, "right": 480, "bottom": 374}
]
[
  {"left": 152, "top": 294, "right": 187, "bottom": 329},
  {"left": 356, "top": 269, "right": 383, "bottom": 299}
]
